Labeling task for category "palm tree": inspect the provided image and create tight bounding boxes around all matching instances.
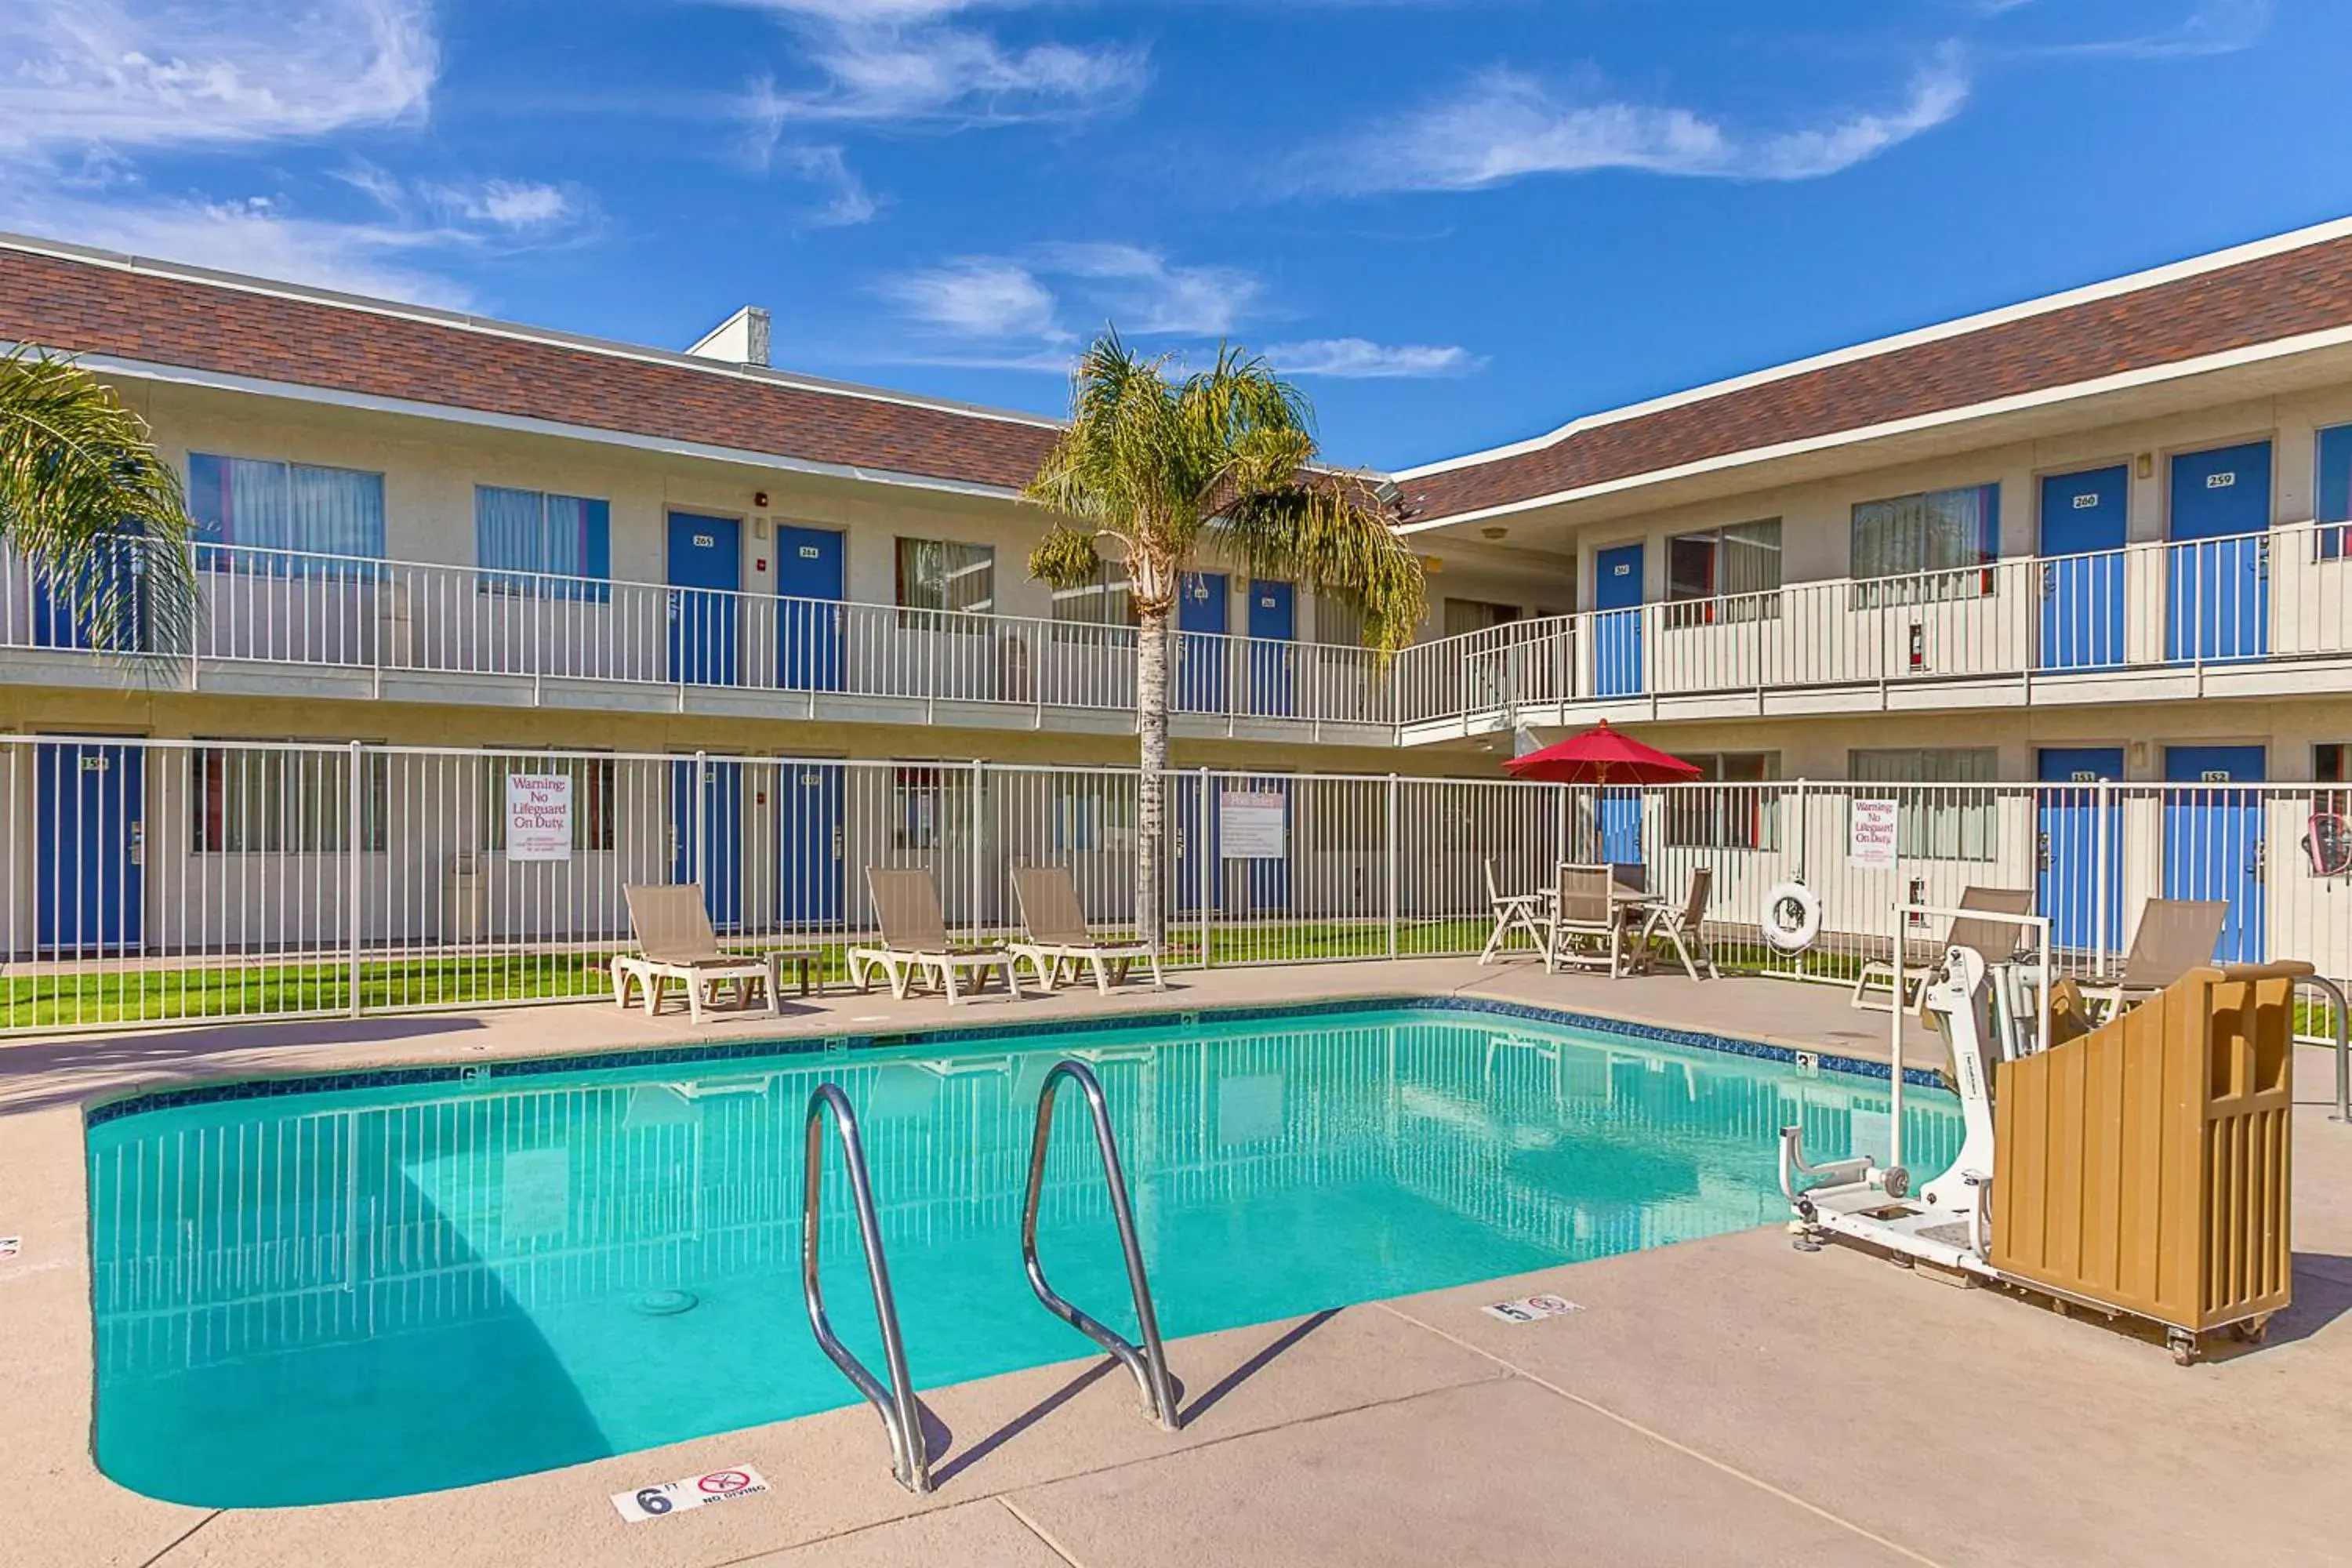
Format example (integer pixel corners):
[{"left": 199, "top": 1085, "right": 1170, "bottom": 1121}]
[
  {"left": 0, "top": 347, "right": 198, "bottom": 659},
  {"left": 1025, "top": 332, "right": 1426, "bottom": 945}
]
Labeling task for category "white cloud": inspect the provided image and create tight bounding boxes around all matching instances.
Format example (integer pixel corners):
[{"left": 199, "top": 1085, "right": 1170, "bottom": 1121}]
[
  {"left": 2027, "top": 0, "right": 2272, "bottom": 61},
  {"left": 771, "top": 143, "right": 881, "bottom": 227},
  {"left": 1313, "top": 49, "right": 1969, "bottom": 193},
  {"left": 1033, "top": 243, "right": 1261, "bottom": 336},
  {"left": 0, "top": 0, "right": 437, "bottom": 154},
  {"left": 734, "top": 0, "right": 1145, "bottom": 133},
  {"left": 873, "top": 257, "right": 1065, "bottom": 340},
  {"left": 1262, "top": 338, "right": 1483, "bottom": 379}
]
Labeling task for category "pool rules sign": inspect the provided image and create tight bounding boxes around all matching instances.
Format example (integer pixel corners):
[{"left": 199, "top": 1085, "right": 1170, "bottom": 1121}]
[{"left": 506, "top": 773, "right": 573, "bottom": 862}]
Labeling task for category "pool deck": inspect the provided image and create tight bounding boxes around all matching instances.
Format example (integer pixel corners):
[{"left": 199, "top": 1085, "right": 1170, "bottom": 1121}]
[{"left": 5, "top": 957, "right": 2349, "bottom": 1567}]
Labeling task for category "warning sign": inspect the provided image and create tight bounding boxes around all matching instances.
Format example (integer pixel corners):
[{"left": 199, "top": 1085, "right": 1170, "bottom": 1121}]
[
  {"left": 1848, "top": 797, "right": 1900, "bottom": 871},
  {"left": 611, "top": 1465, "right": 771, "bottom": 1523},
  {"left": 1482, "top": 1294, "right": 1582, "bottom": 1324},
  {"left": 506, "top": 772, "right": 573, "bottom": 862},
  {"left": 1218, "top": 791, "right": 1286, "bottom": 860}
]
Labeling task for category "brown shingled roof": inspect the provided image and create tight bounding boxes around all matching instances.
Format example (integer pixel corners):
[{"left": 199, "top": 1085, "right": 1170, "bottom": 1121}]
[
  {"left": 1402, "top": 230, "right": 2352, "bottom": 523},
  {"left": 0, "top": 241, "right": 1062, "bottom": 491}
]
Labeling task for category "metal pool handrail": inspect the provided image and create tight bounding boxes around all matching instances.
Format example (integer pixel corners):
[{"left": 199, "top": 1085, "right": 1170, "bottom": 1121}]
[
  {"left": 2295, "top": 973, "right": 2352, "bottom": 1124},
  {"left": 803, "top": 1082, "right": 933, "bottom": 1493},
  {"left": 1020, "top": 1058, "right": 1180, "bottom": 1431}
]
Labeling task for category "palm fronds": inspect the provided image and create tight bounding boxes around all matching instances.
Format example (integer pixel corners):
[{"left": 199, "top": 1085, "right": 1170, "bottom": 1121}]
[{"left": 0, "top": 347, "right": 198, "bottom": 664}]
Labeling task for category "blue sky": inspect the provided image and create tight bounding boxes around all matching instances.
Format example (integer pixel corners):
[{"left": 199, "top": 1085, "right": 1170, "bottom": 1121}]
[{"left": 0, "top": 2, "right": 2341, "bottom": 466}]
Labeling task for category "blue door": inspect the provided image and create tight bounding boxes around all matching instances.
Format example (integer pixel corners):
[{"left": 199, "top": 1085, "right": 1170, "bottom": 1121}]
[
  {"left": 1246, "top": 579, "right": 1295, "bottom": 717},
  {"left": 37, "top": 742, "right": 144, "bottom": 951},
  {"left": 2038, "top": 466, "right": 2127, "bottom": 670},
  {"left": 1598, "top": 787, "right": 1642, "bottom": 868},
  {"left": 774, "top": 524, "right": 844, "bottom": 692},
  {"left": 1175, "top": 572, "right": 1229, "bottom": 713},
  {"left": 32, "top": 532, "right": 146, "bottom": 652},
  {"left": 2163, "top": 745, "right": 2266, "bottom": 964},
  {"left": 2036, "top": 748, "right": 2123, "bottom": 960},
  {"left": 1594, "top": 543, "right": 1644, "bottom": 697},
  {"left": 2166, "top": 443, "right": 2270, "bottom": 663},
  {"left": 668, "top": 513, "right": 741, "bottom": 687},
  {"left": 671, "top": 759, "right": 744, "bottom": 929},
  {"left": 778, "top": 761, "right": 844, "bottom": 926}
]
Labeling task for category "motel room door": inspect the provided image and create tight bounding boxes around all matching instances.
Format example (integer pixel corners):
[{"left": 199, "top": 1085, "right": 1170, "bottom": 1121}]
[
  {"left": 667, "top": 512, "right": 742, "bottom": 687},
  {"left": 36, "top": 740, "right": 146, "bottom": 953},
  {"left": 1247, "top": 579, "right": 1296, "bottom": 717},
  {"left": 777, "top": 760, "right": 846, "bottom": 927},
  {"left": 671, "top": 758, "right": 745, "bottom": 930},
  {"left": 774, "top": 524, "right": 845, "bottom": 691},
  {"left": 1175, "top": 572, "right": 1229, "bottom": 713},
  {"left": 2037, "top": 466, "right": 2127, "bottom": 670},
  {"left": 2165, "top": 443, "right": 2270, "bottom": 664},
  {"left": 2035, "top": 747, "right": 2123, "bottom": 961},
  {"left": 2163, "top": 744, "right": 2266, "bottom": 964},
  {"left": 1593, "top": 543, "right": 1644, "bottom": 698}
]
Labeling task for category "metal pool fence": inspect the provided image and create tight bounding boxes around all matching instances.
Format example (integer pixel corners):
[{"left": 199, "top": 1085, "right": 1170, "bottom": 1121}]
[{"left": 6, "top": 735, "right": 2350, "bottom": 1042}]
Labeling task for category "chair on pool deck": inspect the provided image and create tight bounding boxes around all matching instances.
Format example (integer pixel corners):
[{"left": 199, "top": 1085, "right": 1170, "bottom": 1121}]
[
  {"left": 1849, "top": 885, "right": 2034, "bottom": 1012},
  {"left": 2078, "top": 899, "right": 2228, "bottom": 1022},
  {"left": 615, "top": 884, "right": 804, "bottom": 1025},
  {"left": 1009, "top": 864, "right": 1164, "bottom": 994},
  {"left": 1480, "top": 856, "right": 1550, "bottom": 963},
  {"left": 1542, "top": 863, "right": 1628, "bottom": 978},
  {"left": 1632, "top": 866, "right": 1719, "bottom": 982},
  {"left": 850, "top": 867, "right": 1023, "bottom": 1004}
]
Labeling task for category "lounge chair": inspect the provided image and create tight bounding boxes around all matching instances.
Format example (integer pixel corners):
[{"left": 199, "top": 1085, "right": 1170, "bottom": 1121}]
[
  {"left": 614, "top": 884, "right": 806, "bottom": 1025},
  {"left": 1008, "top": 865, "right": 1164, "bottom": 993},
  {"left": 1479, "top": 855, "right": 1549, "bottom": 963},
  {"left": 1542, "top": 863, "right": 1628, "bottom": 977},
  {"left": 2078, "top": 899, "right": 2228, "bottom": 1021},
  {"left": 1849, "top": 886, "right": 2034, "bottom": 1012},
  {"left": 1633, "top": 866, "right": 1719, "bottom": 981},
  {"left": 849, "top": 867, "right": 1023, "bottom": 1004}
]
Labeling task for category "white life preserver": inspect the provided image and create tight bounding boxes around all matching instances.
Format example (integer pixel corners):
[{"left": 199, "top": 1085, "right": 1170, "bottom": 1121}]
[{"left": 1761, "top": 880, "right": 1820, "bottom": 955}]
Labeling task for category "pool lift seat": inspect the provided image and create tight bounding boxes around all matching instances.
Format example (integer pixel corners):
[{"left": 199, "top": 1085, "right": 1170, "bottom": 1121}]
[{"left": 1777, "top": 942, "right": 2045, "bottom": 1282}]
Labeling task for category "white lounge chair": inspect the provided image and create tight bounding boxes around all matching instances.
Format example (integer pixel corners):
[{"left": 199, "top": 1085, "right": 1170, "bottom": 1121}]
[
  {"left": 1009, "top": 865, "right": 1164, "bottom": 993},
  {"left": 849, "top": 867, "right": 1023, "bottom": 1004},
  {"left": 1849, "top": 886, "right": 2033, "bottom": 1012},
  {"left": 613, "top": 884, "right": 801, "bottom": 1025},
  {"left": 1479, "top": 855, "right": 1549, "bottom": 964}
]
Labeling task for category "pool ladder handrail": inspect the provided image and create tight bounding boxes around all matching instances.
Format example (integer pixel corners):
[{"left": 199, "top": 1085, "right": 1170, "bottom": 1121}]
[
  {"left": 803, "top": 1082, "right": 933, "bottom": 1494},
  {"left": 1020, "top": 1058, "right": 1180, "bottom": 1431}
]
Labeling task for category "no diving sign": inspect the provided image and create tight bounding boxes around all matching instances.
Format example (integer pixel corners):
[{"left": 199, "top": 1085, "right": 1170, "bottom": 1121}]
[
  {"left": 1483, "top": 1294, "right": 1582, "bottom": 1324},
  {"left": 611, "top": 1465, "right": 770, "bottom": 1523}
]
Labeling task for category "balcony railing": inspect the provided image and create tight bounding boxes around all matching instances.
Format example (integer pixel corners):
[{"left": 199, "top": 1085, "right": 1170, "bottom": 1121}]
[
  {"left": 0, "top": 542, "right": 1396, "bottom": 731},
  {"left": 5, "top": 521, "right": 2349, "bottom": 741},
  {"left": 1386, "top": 519, "right": 2352, "bottom": 735}
]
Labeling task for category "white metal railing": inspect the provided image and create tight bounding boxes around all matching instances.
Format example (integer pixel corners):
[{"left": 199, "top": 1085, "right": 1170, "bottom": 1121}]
[
  {"left": 1388, "top": 519, "right": 2352, "bottom": 734},
  {"left": 5, "top": 737, "right": 2350, "bottom": 1052}
]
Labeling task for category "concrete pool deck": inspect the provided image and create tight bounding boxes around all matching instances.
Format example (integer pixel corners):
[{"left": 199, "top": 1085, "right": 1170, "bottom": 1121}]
[{"left": 4, "top": 957, "right": 2348, "bottom": 1566}]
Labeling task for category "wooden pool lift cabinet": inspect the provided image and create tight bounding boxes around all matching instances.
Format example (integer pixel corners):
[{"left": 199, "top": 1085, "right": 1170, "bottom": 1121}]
[{"left": 1780, "top": 901, "right": 2313, "bottom": 1365}]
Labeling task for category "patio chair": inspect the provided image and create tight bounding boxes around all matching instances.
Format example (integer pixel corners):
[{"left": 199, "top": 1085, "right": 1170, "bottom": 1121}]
[
  {"left": 2077, "top": 899, "right": 2228, "bottom": 1021},
  {"left": 1009, "top": 864, "right": 1164, "bottom": 994},
  {"left": 1849, "top": 886, "right": 2034, "bottom": 1012},
  {"left": 849, "top": 867, "right": 1023, "bottom": 1004},
  {"left": 614, "top": 884, "right": 801, "bottom": 1025},
  {"left": 1633, "top": 866, "right": 1719, "bottom": 981},
  {"left": 1542, "top": 863, "right": 1628, "bottom": 977},
  {"left": 1479, "top": 855, "right": 1549, "bottom": 963}
]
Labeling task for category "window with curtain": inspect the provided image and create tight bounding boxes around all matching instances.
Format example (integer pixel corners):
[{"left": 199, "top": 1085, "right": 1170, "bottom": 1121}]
[
  {"left": 895, "top": 538, "right": 995, "bottom": 626},
  {"left": 1849, "top": 746, "right": 1999, "bottom": 861},
  {"left": 1443, "top": 598, "right": 1520, "bottom": 639},
  {"left": 187, "top": 455, "right": 386, "bottom": 577},
  {"left": 1849, "top": 483, "right": 1998, "bottom": 606},
  {"left": 1050, "top": 774, "right": 1138, "bottom": 852},
  {"left": 478, "top": 755, "right": 617, "bottom": 852},
  {"left": 1049, "top": 563, "right": 1134, "bottom": 638},
  {"left": 191, "top": 744, "right": 387, "bottom": 854},
  {"left": 474, "top": 488, "right": 612, "bottom": 601},
  {"left": 1665, "top": 519, "right": 1782, "bottom": 627},
  {"left": 1313, "top": 592, "right": 1367, "bottom": 648},
  {"left": 2317, "top": 425, "right": 2352, "bottom": 560},
  {"left": 1661, "top": 752, "right": 1780, "bottom": 848}
]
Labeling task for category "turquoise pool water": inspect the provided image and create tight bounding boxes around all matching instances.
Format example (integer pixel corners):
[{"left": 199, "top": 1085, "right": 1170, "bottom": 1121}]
[{"left": 87, "top": 1004, "right": 1961, "bottom": 1507}]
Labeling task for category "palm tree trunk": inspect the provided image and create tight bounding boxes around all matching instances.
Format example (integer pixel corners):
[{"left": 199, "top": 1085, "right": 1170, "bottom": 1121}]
[{"left": 1135, "top": 605, "right": 1170, "bottom": 947}]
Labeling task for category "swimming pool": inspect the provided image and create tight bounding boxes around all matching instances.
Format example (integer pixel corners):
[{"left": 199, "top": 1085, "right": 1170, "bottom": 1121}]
[{"left": 87, "top": 1000, "right": 1961, "bottom": 1507}]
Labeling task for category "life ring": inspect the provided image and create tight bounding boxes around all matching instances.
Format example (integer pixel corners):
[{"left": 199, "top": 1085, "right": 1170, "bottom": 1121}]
[{"left": 1761, "top": 880, "right": 1820, "bottom": 955}]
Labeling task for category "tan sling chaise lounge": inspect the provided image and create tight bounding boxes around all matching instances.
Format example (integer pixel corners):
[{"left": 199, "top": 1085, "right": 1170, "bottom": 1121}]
[
  {"left": 1008, "top": 864, "right": 1165, "bottom": 993},
  {"left": 849, "top": 867, "right": 1024, "bottom": 1004},
  {"left": 614, "top": 884, "right": 812, "bottom": 1025},
  {"left": 2078, "top": 899, "right": 2229, "bottom": 1021}
]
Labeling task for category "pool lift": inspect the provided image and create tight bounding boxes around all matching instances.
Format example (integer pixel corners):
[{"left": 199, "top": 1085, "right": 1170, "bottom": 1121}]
[{"left": 1778, "top": 904, "right": 2052, "bottom": 1279}]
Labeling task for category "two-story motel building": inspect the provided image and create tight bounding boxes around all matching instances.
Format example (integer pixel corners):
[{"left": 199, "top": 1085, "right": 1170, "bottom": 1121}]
[{"left": 7, "top": 217, "right": 2352, "bottom": 960}]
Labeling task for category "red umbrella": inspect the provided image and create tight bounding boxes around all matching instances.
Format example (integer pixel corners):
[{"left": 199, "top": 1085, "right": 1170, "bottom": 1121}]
[{"left": 1503, "top": 720, "right": 1702, "bottom": 786}]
